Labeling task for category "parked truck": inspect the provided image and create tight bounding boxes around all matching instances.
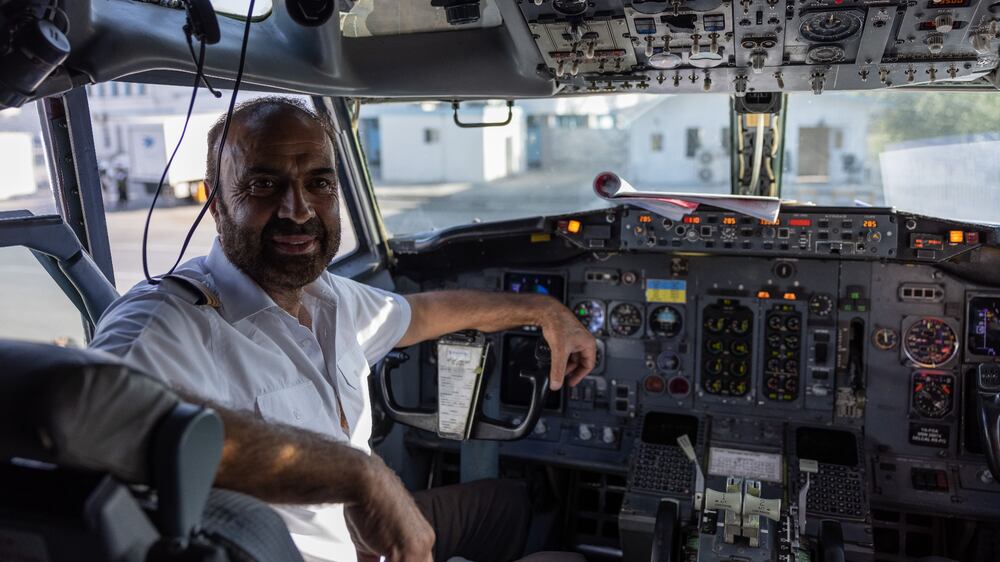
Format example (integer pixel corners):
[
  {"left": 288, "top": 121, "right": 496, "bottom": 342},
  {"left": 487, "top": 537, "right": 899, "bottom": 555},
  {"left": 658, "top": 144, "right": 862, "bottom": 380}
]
[{"left": 123, "top": 113, "right": 218, "bottom": 202}]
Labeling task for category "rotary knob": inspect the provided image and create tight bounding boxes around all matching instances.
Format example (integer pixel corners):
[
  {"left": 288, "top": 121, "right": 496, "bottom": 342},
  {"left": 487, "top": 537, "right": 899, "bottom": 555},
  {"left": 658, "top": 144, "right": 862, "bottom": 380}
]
[
  {"left": 534, "top": 420, "right": 548, "bottom": 435},
  {"left": 578, "top": 424, "right": 593, "bottom": 441},
  {"left": 602, "top": 427, "right": 616, "bottom": 444},
  {"left": 934, "top": 13, "right": 954, "bottom": 34},
  {"left": 927, "top": 33, "right": 945, "bottom": 55}
]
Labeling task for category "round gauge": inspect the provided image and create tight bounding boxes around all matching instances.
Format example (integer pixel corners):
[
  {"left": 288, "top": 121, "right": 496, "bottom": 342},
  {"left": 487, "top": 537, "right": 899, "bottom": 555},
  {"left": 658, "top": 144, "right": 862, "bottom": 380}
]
[
  {"left": 807, "top": 44, "right": 846, "bottom": 64},
  {"left": 767, "top": 314, "right": 784, "bottom": 330},
  {"left": 730, "top": 317, "right": 751, "bottom": 335},
  {"left": 785, "top": 316, "right": 801, "bottom": 331},
  {"left": 903, "top": 318, "right": 958, "bottom": 368},
  {"left": 648, "top": 52, "right": 682, "bottom": 69},
  {"left": 799, "top": 10, "right": 864, "bottom": 43},
  {"left": 649, "top": 306, "right": 683, "bottom": 338},
  {"left": 572, "top": 299, "right": 605, "bottom": 334},
  {"left": 704, "top": 316, "right": 726, "bottom": 333},
  {"left": 609, "top": 303, "right": 643, "bottom": 337},
  {"left": 872, "top": 327, "right": 899, "bottom": 351},
  {"left": 912, "top": 373, "right": 954, "bottom": 418},
  {"left": 808, "top": 294, "right": 834, "bottom": 317},
  {"left": 705, "top": 339, "right": 724, "bottom": 354},
  {"left": 730, "top": 341, "right": 750, "bottom": 356},
  {"left": 656, "top": 352, "right": 680, "bottom": 371}
]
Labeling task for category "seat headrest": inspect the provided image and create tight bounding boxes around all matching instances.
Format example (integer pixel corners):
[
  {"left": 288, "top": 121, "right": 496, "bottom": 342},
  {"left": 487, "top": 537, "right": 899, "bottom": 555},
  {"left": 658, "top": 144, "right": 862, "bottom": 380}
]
[{"left": 0, "top": 339, "right": 180, "bottom": 483}]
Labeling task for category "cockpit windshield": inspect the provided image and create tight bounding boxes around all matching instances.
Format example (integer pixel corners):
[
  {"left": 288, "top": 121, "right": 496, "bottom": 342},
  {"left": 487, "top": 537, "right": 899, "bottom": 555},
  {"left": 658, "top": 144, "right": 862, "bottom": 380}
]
[{"left": 360, "top": 91, "right": 1000, "bottom": 236}]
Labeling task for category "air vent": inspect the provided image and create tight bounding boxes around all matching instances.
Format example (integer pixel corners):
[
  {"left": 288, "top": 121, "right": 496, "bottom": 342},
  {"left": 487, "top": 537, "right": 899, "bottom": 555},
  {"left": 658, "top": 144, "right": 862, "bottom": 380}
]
[{"left": 898, "top": 284, "right": 945, "bottom": 303}]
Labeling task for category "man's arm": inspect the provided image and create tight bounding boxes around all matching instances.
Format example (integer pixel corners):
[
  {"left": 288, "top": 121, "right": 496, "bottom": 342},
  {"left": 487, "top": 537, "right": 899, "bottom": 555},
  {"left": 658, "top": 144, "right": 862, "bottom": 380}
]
[
  {"left": 398, "top": 291, "right": 597, "bottom": 390},
  {"left": 184, "top": 395, "right": 434, "bottom": 562}
]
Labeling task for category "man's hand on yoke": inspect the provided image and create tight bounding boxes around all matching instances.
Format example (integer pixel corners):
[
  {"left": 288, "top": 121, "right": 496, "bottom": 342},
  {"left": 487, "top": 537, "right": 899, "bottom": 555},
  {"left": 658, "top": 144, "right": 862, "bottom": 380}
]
[{"left": 535, "top": 299, "right": 598, "bottom": 391}]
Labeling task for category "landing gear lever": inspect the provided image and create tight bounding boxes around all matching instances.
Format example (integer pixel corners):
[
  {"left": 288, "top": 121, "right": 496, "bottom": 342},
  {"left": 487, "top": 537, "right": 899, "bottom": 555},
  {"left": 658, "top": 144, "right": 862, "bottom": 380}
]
[{"left": 372, "top": 332, "right": 550, "bottom": 441}]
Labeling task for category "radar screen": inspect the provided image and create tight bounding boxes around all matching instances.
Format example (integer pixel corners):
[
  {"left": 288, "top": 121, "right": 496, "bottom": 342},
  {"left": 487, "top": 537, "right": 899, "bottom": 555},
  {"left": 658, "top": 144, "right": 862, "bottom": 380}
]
[
  {"left": 700, "top": 299, "right": 754, "bottom": 397},
  {"left": 967, "top": 297, "right": 1000, "bottom": 358}
]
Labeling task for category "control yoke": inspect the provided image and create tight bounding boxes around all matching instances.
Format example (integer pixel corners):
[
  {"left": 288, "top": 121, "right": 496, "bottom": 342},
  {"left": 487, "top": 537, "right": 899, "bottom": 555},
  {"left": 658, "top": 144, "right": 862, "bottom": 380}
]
[
  {"left": 372, "top": 332, "right": 550, "bottom": 441},
  {"left": 976, "top": 364, "right": 1000, "bottom": 478}
]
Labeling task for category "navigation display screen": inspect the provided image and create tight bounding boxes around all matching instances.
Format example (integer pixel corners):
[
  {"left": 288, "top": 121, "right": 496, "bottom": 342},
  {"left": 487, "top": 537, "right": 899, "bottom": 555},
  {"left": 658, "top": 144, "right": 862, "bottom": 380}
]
[
  {"left": 967, "top": 296, "right": 1000, "bottom": 357},
  {"left": 503, "top": 272, "right": 565, "bottom": 303}
]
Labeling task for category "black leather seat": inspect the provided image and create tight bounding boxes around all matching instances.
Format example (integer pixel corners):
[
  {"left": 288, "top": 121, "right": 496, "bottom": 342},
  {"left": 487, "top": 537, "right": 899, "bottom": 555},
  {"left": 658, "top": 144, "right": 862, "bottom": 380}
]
[{"left": 0, "top": 339, "right": 303, "bottom": 562}]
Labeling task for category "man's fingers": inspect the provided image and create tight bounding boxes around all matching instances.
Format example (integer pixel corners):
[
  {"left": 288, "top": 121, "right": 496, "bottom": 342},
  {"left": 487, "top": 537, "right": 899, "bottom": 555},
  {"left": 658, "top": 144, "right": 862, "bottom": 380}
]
[{"left": 547, "top": 342, "right": 568, "bottom": 390}]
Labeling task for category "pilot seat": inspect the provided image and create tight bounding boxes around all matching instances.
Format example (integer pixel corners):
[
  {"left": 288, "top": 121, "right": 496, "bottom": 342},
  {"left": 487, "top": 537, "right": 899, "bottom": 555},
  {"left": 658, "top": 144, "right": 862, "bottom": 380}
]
[{"left": 0, "top": 339, "right": 304, "bottom": 562}]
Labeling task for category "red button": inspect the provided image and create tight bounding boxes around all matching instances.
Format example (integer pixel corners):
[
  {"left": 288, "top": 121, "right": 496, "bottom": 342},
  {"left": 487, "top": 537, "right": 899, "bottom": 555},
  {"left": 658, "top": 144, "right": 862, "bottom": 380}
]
[{"left": 644, "top": 375, "right": 665, "bottom": 394}]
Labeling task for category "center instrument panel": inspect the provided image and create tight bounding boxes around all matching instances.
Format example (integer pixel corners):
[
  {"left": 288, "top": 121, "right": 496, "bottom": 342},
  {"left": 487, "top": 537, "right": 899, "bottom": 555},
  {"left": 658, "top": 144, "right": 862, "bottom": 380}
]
[
  {"left": 518, "top": 0, "right": 1000, "bottom": 95},
  {"left": 397, "top": 204, "right": 1000, "bottom": 557}
]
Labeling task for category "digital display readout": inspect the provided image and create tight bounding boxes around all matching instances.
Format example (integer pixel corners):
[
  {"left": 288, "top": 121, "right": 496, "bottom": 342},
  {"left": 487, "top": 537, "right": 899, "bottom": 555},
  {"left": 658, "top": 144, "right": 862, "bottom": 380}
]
[
  {"left": 683, "top": 216, "right": 701, "bottom": 224},
  {"left": 504, "top": 272, "right": 565, "bottom": 303},
  {"left": 722, "top": 217, "right": 737, "bottom": 225},
  {"left": 863, "top": 220, "right": 878, "bottom": 228},
  {"left": 968, "top": 297, "right": 1000, "bottom": 357}
]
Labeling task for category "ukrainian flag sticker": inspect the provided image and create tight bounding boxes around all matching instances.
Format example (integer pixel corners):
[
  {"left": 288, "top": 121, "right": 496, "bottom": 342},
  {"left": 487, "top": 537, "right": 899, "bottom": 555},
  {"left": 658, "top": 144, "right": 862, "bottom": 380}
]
[{"left": 645, "top": 279, "right": 687, "bottom": 304}]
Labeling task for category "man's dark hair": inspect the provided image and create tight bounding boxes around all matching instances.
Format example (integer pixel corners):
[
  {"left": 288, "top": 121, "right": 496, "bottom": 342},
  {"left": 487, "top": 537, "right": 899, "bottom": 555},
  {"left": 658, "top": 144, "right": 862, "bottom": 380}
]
[{"left": 204, "top": 96, "right": 337, "bottom": 192}]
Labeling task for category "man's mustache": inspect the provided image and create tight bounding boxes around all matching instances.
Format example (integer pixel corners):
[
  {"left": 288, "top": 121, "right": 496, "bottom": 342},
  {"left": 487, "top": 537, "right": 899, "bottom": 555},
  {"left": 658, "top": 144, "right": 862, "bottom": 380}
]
[{"left": 263, "top": 217, "right": 326, "bottom": 238}]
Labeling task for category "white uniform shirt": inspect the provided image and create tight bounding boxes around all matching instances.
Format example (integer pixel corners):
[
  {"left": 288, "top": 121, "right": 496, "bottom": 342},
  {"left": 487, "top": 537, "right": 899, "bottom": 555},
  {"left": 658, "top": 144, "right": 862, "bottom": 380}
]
[{"left": 90, "top": 239, "right": 411, "bottom": 562}]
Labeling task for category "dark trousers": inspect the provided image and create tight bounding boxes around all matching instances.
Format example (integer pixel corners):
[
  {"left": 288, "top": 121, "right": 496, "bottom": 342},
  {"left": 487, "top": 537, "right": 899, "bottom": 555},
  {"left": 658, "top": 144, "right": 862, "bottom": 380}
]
[{"left": 412, "top": 479, "right": 584, "bottom": 562}]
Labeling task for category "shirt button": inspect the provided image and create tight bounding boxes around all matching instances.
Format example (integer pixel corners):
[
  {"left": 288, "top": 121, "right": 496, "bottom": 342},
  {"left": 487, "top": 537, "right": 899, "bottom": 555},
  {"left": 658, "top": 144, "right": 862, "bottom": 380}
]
[
  {"left": 293, "top": 411, "right": 302, "bottom": 421},
  {"left": 300, "top": 339, "right": 310, "bottom": 347}
]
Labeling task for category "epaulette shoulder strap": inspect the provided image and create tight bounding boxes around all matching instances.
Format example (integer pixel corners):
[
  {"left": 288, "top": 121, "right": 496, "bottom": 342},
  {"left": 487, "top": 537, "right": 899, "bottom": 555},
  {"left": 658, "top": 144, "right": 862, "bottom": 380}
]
[{"left": 159, "top": 273, "right": 221, "bottom": 308}]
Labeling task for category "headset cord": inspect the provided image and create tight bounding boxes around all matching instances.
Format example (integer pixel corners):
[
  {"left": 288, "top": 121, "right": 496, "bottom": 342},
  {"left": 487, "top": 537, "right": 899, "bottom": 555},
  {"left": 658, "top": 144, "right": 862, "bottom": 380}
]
[
  {"left": 160, "top": 0, "right": 255, "bottom": 280},
  {"left": 140, "top": 28, "right": 207, "bottom": 284}
]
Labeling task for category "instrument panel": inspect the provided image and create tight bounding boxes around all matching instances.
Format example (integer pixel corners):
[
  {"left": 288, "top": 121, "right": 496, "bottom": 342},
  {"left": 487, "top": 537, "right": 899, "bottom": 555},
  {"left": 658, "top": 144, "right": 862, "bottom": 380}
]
[
  {"left": 396, "top": 204, "right": 1000, "bottom": 558},
  {"left": 517, "top": 0, "right": 1000, "bottom": 95}
]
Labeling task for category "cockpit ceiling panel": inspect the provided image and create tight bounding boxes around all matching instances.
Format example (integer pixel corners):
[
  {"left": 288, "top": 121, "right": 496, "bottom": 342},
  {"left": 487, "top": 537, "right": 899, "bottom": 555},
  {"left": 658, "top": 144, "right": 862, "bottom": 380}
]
[{"left": 340, "top": 0, "right": 503, "bottom": 38}]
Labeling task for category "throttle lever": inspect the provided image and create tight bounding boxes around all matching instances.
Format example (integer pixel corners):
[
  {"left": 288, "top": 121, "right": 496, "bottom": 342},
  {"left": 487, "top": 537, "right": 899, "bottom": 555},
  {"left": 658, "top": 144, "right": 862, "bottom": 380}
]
[{"left": 976, "top": 364, "right": 1000, "bottom": 479}]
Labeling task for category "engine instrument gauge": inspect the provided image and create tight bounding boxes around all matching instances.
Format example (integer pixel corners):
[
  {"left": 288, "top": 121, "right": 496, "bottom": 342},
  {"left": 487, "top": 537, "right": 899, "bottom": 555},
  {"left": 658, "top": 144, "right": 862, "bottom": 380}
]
[
  {"left": 911, "top": 371, "right": 955, "bottom": 418},
  {"left": 903, "top": 318, "right": 958, "bottom": 368},
  {"left": 872, "top": 327, "right": 899, "bottom": 350},
  {"left": 649, "top": 305, "right": 682, "bottom": 338},
  {"left": 609, "top": 303, "right": 643, "bottom": 337},
  {"left": 572, "top": 299, "right": 605, "bottom": 334}
]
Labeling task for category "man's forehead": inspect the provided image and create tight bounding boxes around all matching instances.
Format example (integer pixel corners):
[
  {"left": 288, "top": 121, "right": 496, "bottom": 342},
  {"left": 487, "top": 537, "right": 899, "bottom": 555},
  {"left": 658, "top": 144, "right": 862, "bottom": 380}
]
[{"left": 227, "top": 111, "right": 334, "bottom": 164}]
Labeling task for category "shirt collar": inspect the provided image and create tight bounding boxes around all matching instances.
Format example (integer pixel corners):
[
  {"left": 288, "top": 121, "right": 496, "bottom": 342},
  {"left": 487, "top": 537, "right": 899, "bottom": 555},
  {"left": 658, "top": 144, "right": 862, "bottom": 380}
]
[
  {"left": 205, "top": 238, "right": 339, "bottom": 323},
  {"left": 206, "top": 238, "right": 279, "bottom": 323}
]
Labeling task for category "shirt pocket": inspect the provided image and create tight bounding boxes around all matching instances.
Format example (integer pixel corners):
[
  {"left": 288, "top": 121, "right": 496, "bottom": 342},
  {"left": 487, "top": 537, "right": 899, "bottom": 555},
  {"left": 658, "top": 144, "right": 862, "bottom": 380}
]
[{"left": 255, "top": 380, "right": 327, "bottom": 433}]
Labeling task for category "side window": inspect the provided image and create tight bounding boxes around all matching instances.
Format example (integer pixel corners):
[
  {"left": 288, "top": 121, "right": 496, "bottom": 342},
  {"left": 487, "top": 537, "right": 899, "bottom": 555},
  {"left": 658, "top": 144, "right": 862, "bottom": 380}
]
[
  {"left": 0, "top": 101, "right": 85, "bottom": 344},
  {"left": 92, "top": 85, "right": 359, "bottom": 290}
]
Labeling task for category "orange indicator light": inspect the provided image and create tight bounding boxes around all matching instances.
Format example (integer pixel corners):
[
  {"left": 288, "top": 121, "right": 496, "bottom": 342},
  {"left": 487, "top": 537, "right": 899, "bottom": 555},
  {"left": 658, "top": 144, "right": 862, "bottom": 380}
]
[{"left": 567, "top": 220, "right": 582, "bottom": 234}]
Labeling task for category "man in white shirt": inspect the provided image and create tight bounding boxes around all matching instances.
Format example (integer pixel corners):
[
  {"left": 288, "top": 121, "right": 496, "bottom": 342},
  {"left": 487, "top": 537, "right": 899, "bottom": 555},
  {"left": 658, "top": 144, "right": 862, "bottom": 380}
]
[{"left": 91, "top": 97, "right": 596, "bottom": 562}]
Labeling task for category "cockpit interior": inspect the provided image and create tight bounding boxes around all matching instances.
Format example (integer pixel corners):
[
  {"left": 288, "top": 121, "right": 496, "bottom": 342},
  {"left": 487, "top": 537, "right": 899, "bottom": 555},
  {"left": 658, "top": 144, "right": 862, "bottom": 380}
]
[{"left": 2, "top": 1, "right": 1000, "bottom": 561}]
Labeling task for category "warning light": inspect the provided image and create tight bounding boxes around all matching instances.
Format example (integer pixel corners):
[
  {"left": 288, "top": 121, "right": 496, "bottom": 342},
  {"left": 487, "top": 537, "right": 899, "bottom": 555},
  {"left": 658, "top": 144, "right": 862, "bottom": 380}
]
[
  {"left": 783, "top": 292, "right": 797, "bottom": 300},
  {"left": 683, "top": 216, "right": 702, "bottom": 224},
  {"left": 966, "top": 232, "right": 980, "bottom": 244},
  {"left": 788, "top": 218, "right": 812, "bottom": 227},
  {"left": 638, "top": 215, "right": 653, "bottom": 224},
  {"left": 757, "top": 290, "right": 772, "bottom": 299},
  {"left": 722, "top": 216, "right": 737, "bottom": 225},
  {"left": 948, "top": 230, "right": 964, "bottom": 244},
  {"left": 759, "top": 218, "right": 780, "bottom": 226},
  {"left": 567, "top": 219, "right": 582, "bottom": 234},
  {"left": 863, "top": 219, "right": 878, "bottom": 228}
]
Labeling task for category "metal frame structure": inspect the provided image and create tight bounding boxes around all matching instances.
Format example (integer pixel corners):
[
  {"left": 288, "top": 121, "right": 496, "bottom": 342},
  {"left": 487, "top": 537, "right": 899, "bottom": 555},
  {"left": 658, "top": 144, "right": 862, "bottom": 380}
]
[{"left": 38, "top": 88, "right": 116, "bottom": 287}]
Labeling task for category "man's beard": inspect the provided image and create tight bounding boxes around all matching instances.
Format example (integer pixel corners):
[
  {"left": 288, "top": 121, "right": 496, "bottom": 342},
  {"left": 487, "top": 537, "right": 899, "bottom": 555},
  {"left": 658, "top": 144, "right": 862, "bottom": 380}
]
[{"left": 215, "top": 200, "right": 341, "bottom": 291}]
